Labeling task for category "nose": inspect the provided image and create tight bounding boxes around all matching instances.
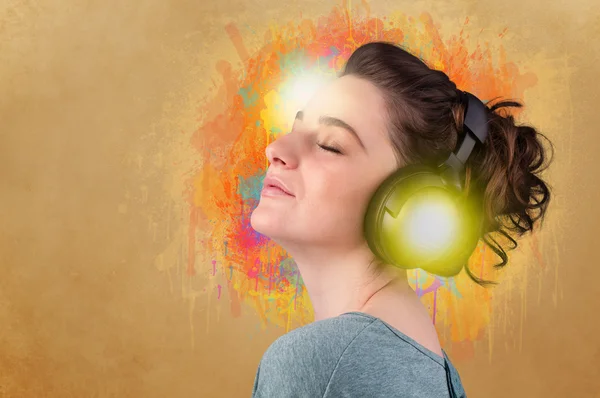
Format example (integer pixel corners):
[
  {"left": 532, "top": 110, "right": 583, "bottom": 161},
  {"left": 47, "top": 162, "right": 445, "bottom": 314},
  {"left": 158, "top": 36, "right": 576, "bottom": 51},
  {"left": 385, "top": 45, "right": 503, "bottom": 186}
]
[{"left": 265, "top": 134, "right": 299, "bottom": 169}]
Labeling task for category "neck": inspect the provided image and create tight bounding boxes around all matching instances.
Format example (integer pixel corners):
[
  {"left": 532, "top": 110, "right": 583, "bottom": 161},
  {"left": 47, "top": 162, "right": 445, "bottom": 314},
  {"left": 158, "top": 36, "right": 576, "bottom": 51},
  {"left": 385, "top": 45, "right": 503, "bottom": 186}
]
[{"left": 283, "top": 242, "right": 410, "bottom": 321}]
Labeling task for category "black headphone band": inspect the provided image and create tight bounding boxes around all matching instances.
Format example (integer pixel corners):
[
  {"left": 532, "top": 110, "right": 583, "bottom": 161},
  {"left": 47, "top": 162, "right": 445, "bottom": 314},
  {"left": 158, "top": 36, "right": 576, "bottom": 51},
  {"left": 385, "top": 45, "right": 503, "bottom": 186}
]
[
  {"left": 454, "top": 91, "right": 489, "bottom": 165},
  {"left": 437, "top": 91, "right": 489, "bottom": 191}
]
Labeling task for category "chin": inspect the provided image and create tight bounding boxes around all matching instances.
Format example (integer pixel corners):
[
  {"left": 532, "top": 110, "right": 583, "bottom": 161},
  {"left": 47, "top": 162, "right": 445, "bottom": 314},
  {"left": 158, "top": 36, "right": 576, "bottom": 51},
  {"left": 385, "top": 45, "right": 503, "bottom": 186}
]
[
  {"left": 250, "top": 205, "right": 284, "bottom": 238},
  {"left": 250, "top": 205, "right": 308, "bottom": 247}
]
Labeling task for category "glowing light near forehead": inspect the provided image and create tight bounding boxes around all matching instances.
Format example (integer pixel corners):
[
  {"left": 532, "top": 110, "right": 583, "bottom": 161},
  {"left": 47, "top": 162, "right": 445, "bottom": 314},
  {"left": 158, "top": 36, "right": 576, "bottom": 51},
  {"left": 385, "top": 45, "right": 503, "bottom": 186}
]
[
  {"left": 278, "top": 70, "right": 334, "bottom": 126},
  {"left": 288, "top": 74, "right": 328, "bottom": 105}
]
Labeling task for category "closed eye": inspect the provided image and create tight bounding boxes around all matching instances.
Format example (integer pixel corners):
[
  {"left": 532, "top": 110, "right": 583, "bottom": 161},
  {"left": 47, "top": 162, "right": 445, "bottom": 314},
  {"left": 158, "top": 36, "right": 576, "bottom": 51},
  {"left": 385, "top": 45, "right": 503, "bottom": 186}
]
[{"left": 317, "top": 143, "right": 343, "bottom": 155}]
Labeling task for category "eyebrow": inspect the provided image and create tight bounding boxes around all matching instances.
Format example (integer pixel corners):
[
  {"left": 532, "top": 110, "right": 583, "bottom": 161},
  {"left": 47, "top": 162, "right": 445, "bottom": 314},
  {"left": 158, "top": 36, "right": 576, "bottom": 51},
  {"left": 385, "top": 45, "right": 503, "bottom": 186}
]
[{"left": 295, "top": 110, "right": 366, "bottom": 150}]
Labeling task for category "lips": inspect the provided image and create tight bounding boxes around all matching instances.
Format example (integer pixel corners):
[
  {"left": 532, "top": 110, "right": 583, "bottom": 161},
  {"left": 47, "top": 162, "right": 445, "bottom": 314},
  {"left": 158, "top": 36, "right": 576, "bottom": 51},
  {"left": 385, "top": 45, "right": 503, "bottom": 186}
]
[{"left": 262, "top": 175, "right": 295, "bottom": 197}]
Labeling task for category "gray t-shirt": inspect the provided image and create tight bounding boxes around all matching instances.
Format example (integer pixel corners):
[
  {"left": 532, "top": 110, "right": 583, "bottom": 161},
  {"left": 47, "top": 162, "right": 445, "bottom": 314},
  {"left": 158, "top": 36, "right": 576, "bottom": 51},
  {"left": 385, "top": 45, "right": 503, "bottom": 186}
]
[{"left": 251, "top": 312, "right": 466, "bottom": 397}]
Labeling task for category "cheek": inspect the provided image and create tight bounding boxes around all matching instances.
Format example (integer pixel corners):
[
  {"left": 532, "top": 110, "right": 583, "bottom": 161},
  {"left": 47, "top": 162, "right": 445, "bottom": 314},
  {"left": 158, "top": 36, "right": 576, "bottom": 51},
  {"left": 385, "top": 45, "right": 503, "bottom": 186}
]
[{"left": 305, "top": 166, "right": 374, "bottom": 215}]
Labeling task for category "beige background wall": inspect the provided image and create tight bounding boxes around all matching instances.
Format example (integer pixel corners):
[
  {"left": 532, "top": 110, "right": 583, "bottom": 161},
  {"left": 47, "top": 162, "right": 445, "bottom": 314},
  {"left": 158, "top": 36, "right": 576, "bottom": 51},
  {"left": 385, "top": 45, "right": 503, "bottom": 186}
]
[{"left": 1, "top": 0, "right": 599, "bottom": 397}]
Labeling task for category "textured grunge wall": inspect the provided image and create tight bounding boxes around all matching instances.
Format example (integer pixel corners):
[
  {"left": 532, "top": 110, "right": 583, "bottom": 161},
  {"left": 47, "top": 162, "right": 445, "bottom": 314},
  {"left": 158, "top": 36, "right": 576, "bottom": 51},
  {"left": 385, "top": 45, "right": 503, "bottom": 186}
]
[{"left": 1, "top": 0, "right": 599, "bottom": 397}]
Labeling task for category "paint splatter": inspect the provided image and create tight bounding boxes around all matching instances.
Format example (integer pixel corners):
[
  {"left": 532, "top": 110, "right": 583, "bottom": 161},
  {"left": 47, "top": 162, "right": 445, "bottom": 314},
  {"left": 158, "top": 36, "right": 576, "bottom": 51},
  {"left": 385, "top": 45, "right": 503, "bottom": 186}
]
[{"left": 184, "top": 3, "right": 543, "bottom": 359}]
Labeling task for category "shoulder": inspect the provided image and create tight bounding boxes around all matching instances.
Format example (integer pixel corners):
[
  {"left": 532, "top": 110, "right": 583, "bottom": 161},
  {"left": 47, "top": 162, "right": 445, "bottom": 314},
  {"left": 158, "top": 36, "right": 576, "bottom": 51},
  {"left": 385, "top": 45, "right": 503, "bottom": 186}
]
[
  {"left": 252, "top": 314, "right": 452, "bottom": 397},
  {"left": 252, "top": 315, "right": 377, "bottom": 398},
  {"left": 320, "top": 314, "right": 450, "bottom": 397},
  {"left": 261, "top": 313, "right": 381, "bottom": 365}
]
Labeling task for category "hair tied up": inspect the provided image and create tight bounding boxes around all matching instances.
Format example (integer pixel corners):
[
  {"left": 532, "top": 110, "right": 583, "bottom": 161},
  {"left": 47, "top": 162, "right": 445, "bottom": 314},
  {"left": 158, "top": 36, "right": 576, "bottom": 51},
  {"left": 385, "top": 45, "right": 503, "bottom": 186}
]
[{"left": 342, "top": 42, "right": 554, "bottom": 287}]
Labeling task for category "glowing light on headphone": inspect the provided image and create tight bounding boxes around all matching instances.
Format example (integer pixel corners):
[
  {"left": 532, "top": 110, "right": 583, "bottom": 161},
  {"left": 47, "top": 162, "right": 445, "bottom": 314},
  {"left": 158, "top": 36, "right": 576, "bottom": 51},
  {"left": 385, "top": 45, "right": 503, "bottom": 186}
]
[
  {"left": 398, "top": 190, "right": 461, "bottom": 261},
  {"left": 407, "top": 199, "right": 459, "bottom": 250}
]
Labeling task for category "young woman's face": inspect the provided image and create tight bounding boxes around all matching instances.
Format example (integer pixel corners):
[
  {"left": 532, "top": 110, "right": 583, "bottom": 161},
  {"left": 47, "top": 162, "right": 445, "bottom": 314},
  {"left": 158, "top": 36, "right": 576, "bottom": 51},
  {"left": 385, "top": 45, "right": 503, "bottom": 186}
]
[{"left": 250, "top": 75, "right": 398, "bottom": 249}]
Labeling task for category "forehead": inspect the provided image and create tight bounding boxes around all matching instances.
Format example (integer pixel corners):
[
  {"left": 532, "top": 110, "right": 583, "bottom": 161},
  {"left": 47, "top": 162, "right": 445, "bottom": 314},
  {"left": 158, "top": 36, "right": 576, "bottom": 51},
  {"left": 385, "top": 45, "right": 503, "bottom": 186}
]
[{"left": 302, "top": 75, "right": 389, "bottom": 143}]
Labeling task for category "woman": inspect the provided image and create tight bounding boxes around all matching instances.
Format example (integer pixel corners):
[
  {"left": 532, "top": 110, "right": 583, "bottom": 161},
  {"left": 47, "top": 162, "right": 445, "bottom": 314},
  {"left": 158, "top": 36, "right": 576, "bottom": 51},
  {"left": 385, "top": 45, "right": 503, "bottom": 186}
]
[{"left": 249, "top": 42, "right": 552, "bottom": 397}]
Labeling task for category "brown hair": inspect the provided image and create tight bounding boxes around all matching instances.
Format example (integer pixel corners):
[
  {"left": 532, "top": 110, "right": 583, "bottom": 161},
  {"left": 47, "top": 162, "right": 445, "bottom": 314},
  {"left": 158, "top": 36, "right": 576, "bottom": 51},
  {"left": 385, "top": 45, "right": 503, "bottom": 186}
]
[{"left": 342, "top": 42, "right": 554, "bottom": 286}]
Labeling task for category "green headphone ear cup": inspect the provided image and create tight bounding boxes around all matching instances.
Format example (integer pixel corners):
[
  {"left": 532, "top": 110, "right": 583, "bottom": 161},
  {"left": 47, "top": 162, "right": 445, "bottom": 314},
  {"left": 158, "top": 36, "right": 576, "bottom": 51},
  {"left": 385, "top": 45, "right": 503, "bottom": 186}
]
[
  {"left": 365, "top": 164, "right": 446, "bottom": 264},
  {"left": 364, "top": 164, "right": 483, "bottom": 277}
]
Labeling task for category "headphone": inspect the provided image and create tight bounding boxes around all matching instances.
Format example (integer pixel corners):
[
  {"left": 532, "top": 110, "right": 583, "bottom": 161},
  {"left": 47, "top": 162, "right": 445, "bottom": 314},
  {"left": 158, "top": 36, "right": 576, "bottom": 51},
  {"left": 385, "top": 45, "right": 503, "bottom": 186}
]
[{"left": 364, "top": 91, "right": 489, "bottom": 277}]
